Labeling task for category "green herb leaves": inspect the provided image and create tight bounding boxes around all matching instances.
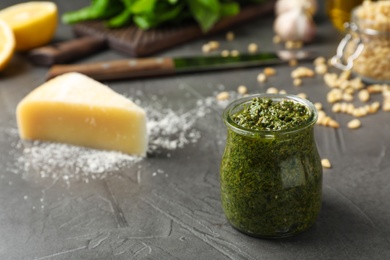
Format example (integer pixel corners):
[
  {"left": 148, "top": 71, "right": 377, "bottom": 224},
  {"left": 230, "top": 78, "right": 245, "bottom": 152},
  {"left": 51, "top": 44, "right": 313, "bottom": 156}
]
[{"left": 62, "top": 0, "right": 263, "bottom": 32}]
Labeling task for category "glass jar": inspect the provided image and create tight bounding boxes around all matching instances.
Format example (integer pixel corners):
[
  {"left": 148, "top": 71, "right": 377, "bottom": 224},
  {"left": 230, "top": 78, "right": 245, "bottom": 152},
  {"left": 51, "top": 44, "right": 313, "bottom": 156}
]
[
  {"left": 220, "top": 94, "right": 322, "bottom": 238},
  {"left": 332, "top": 4, "right": 390, "bottom": 84}
]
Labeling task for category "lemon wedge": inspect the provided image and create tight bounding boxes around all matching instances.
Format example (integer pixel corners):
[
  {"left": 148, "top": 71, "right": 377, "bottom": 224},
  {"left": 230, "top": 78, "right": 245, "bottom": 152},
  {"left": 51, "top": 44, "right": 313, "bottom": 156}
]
[
  {"left": 0, "top": 2, "right": 57, "bottom": 51},
  {"left": 0, "top": 20, "right": 15, "bottom": 71}
]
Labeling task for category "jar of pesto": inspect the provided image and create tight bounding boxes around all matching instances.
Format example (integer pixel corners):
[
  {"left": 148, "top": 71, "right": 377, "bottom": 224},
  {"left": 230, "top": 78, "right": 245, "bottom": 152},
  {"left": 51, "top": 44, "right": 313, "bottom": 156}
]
[{"left": 220, "top": 94, "right": 322, "bottom": 238}]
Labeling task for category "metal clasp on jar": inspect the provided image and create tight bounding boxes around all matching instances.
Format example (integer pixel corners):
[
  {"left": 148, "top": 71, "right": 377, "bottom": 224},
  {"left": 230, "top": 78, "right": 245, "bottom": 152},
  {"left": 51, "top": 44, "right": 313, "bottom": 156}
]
[{"left": 331, "top": 22, "right": 365, "bottom": 71}]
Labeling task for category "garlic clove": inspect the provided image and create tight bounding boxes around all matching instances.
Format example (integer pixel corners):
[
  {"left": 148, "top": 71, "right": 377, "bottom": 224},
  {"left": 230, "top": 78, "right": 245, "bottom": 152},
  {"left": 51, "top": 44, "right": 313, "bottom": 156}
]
[
  {"left": 273, "top": 7, "right": 316, "bottom": 43},
  {"left": 275, "top": 0, "right": 318, "bottom": 16}
]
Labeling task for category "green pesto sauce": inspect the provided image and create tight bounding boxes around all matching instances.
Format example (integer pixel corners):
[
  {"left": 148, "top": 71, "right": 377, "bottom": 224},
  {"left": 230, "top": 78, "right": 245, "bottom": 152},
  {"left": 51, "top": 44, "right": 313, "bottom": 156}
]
[
  {"left": 220, "top": 97, "right": 322, "bottom": 238},
  {"left": 231, "top": 97, "right": 312, "bottom": 131}
]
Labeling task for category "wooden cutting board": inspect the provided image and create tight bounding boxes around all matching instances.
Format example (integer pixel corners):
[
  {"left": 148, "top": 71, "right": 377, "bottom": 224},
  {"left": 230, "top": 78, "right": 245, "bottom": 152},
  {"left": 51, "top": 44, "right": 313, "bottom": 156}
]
[{"left": 72, "top": 1, "right": 275, "bottom": 57}]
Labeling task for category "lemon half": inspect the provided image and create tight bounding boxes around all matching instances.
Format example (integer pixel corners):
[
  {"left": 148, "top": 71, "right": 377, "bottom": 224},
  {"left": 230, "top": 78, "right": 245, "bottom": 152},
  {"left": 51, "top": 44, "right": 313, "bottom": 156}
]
[
  {"left": 0, "top": 20, "right": 15, "bottom": 71},
  {"left": 0, "top": 2, "right": 57, "bottom": 51}
]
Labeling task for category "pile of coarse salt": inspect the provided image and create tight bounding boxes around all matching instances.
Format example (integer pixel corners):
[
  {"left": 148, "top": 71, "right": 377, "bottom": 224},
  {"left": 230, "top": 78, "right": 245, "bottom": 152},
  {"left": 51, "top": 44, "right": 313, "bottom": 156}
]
[{"left": 13, "top": 91, "right": 241, "bottom": 184}]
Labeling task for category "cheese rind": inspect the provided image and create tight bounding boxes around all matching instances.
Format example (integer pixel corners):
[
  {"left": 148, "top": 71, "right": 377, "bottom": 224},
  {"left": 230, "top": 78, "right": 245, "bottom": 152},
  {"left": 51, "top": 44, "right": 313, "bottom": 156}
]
[{"left": 16, "top": 72, "right": 148, "bottom": 156}]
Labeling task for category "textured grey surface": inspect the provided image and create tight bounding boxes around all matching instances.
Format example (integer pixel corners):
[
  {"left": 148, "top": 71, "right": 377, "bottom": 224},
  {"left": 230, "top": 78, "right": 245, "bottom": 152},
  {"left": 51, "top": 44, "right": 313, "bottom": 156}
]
[{"left": 1, "top": 0, "right": 390, "bottom": 259}]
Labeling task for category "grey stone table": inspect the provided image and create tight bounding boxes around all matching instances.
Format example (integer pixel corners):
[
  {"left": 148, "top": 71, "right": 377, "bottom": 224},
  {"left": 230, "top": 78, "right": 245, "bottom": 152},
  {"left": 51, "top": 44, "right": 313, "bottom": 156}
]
[{"left": 1, "top": 1, "right": 389, "bottom": 259}]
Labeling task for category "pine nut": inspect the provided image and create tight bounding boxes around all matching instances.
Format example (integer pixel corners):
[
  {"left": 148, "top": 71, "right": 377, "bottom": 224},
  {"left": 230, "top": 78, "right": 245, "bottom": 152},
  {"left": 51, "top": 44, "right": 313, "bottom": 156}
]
[
  {"left": 293, "top": 78, "right": 302, "bottom": 86},
  {"left": 226, "top": 31, "right": 235, "bottom": 41},
  {"left": 257, "top": 73, "right": 267, "bottom": 83},
  {"left": 237, "top": 85, "right": 248, "bottom": 95},
  {"left": 314, "top": 56, "right": 326, "bottom": 66},
  {"left": 321, "top": 159, "right": 332, "bottom": 168},
  {"left": 289, "top": 59, "right": 298, "bottom": 67},
  {"left": 314, "top": 102, "right": 323, "bottom": 111},
  {"left": 328, "top": 119, "right": 340, "bottom": 128},
  {"left": 221, "top": 50, "right": 230, "bottom": 57},
  {"left": 208, "top": 41, "right": 220, "bottom": 50},
  {"left": 266, "top": 87, "right": 279, "bottom": 94},
  {"left": 332, "top": 103, "right": 341, "bottom": 113},
  {"left": 358, "top": 89, "right": 370, "bottom": 102},
  {"left": 315, "top": 64, "right": 328, "bottom": 75},
  {"left": 202, "top": 44, "right": 211, "bottom": 53},
  {"left": 230, "top": 50, "right": 239, "bottom": 57},
  {"left": 264, "top": 67, "right": 276, "bottom": 76},
  {"left": 248, "top": 43, "right": 258, "bottom": 53},
  {"left": 347, "top": 119, "right": 361, "bottom": 129},
  {"left": 216, "top": 91, "right": 230, "bottom": 101}
]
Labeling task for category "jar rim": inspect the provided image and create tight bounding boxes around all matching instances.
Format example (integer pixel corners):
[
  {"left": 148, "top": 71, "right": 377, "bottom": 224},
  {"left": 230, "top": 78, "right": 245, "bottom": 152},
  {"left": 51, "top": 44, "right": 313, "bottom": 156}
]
[
  {"left": 351, "top": 6, "right": 390, "bottom": 36},
  {"left": 222, "top": 93, "right": 318, "bottom": 137}
]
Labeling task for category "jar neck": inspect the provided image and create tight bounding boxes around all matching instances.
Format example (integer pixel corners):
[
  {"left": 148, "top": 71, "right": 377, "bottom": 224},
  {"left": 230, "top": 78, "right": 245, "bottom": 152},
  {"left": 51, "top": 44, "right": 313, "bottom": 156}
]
[{"left": 223, "top": 94, "right": 318, "bottom": 139}]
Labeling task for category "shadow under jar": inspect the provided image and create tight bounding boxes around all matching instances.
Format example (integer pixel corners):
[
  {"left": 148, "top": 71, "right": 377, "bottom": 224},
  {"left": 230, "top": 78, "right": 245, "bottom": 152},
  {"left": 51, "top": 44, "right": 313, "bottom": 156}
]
[
  {"left": 220, "top": 94, "right": 322, "bottom": 238},
  {"left": 332, "top": 2, "right": 390, "bottom": 84}
]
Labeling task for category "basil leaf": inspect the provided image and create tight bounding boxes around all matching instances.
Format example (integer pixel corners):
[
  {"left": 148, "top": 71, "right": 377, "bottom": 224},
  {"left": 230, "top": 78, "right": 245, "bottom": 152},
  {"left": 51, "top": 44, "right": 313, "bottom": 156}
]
[
  {"left": 220, "top": 2, "right": 240, "bottom": 17},
  {"left": 186, "top": 0, "right": 221, "bottom": 32},
  {"left": 131, "top": 0, "right": 157, "bottom": 14}
]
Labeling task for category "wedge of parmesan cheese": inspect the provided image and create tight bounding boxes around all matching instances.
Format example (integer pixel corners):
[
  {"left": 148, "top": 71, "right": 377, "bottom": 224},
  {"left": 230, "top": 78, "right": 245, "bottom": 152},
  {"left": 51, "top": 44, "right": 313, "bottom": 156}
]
[{"left": 16, "top": 72, "right": 148, "bottom": 156}]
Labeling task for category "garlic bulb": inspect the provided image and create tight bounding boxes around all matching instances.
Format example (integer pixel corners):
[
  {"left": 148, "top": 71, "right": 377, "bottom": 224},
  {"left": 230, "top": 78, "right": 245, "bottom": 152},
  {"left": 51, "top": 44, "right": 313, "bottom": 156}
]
[
  {"left": 275, "top": 0, "right": 317, "bottom": 16},
  {"left": 274, "top": 7, "right": 316, "bottom": 43}
]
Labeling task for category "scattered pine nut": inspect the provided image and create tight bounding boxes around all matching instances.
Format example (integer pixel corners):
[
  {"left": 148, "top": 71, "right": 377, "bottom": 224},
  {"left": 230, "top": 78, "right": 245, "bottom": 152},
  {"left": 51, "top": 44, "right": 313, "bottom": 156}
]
[
  {"left": 327, "top": 89, "right": 343, "bottom": 103},
  {"left": 347, "top": 119, "right": 361, "bottom": 129},
  {"left": 370, "top": 101, "right": 380, "bottom": 113},
  {"left": 340, "top": 102, "right": 348, "bottom": 113},
  {"left": 342, "top": 93, "right": 354, "bottom": 102},
  {"left": 257, "top": 73, "right": 267, "bottom": 83},
  {"left": 346, "top": 103, "right": 355, "bottom": 114},
  {"left": 315, "top": 64, "right": 328, "bottom": 75},
  {"left": 328, "top": 119, "right": 340, "bottom": 128},
  {"left": 293, "top": 78, "right": 302, "bottom": 86},
  {"left": 202, "top": 44, "right": 211, "bottom": 53},
  {"left": 226, "top": 31, "right": 235, "bottom": 41},
  {"left": 314, "top": 56, "right": 326, "bottom": 66},
  {"left": 383, "top": 99, "right": 390, "bottom": 111},
  {"left": 279, "top": 89, "right": 287, "bottom": 94},
  {"left": 248, "top": 43, "right": 258, "bottom": 53},
  {"left": 322, "top": 116, "right": 332, "bottom": 126},
  {"left": 321, "top": 159, "right": 332, "bottom": 168},
  {"left": 273, "top": 35, "right": 281, "bottom": 44},
  {"left": 264, "top": 67, "right": 276, "bottom": 76},
  {"left": 344, "top": 87, "right": 355, "bottom": 95},
  {"left": 314, "top": 102, "right": 323, "bottom": 111},
  {"left": 332, "top": 103, "right": 341, "bottom": 113},
  {"left": 350, "top": 77, "right": 365, "bottom": 90},
  {"left": 221, "top": 50, "right": 229, "bottom": 57},
  {"left": 367, "top": 84, "right": 384, "bottom": 93},
  {"left": 340, "top": 70, "right": 352, "bottom": 80},
  {"left": 291, "top": 67, "right": 315, "bottom": 78},
  {"left": 358, "top": 89, "right": 370, "bottom": 102},
  {"left": 297, "top": 93, "right": 307, "bottom": 99},
  {"left": 216, "top": 91, "right": 230, "bottom": 101},
  {"left": 323, "top": 73, "right": 339, "bottom": 88},
  {"left": 266, "top": 87, "right": 279, "bottom": 94},
  {"left": 230, "top": 50, "right": 240, "bottom": 57},
  {"left": 289, "top": 59, "right": 298, "bottom": 67},
  {"left": 208, "top": 41, "right": 220, "bottom": 50},
  {"left": 237, "top": 85, "right": 248, "bottom": 95}
]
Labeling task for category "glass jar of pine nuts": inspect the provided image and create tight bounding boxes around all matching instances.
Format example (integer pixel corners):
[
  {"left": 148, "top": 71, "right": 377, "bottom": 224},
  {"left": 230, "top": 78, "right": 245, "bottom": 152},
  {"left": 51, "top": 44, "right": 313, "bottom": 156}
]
[{"left": 331, "top": 1, "right": 390, "bottom": 84}]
